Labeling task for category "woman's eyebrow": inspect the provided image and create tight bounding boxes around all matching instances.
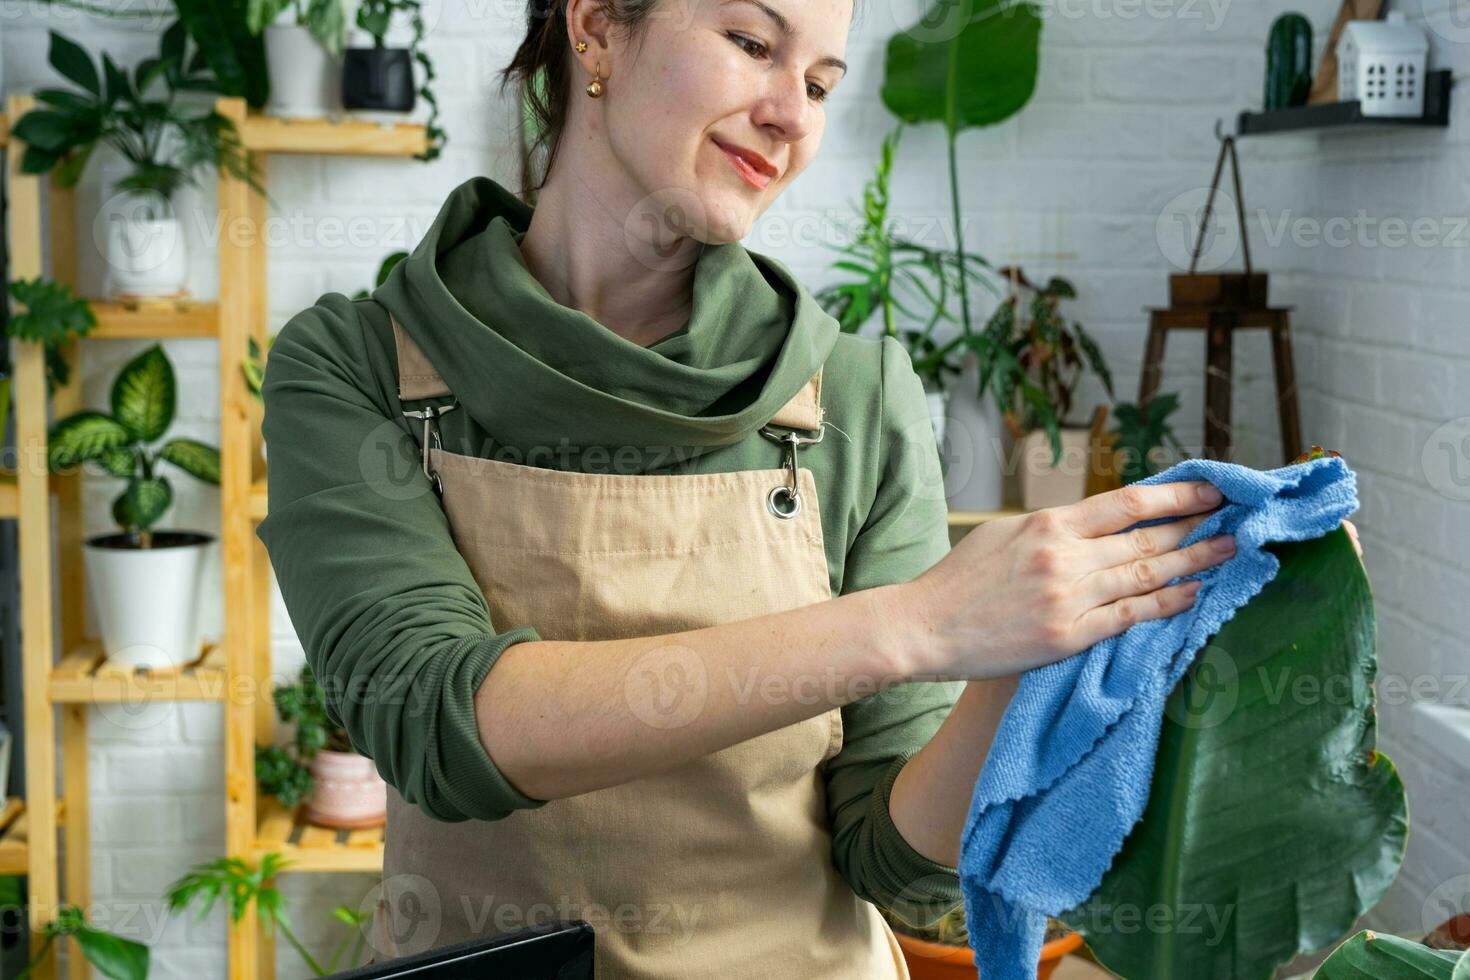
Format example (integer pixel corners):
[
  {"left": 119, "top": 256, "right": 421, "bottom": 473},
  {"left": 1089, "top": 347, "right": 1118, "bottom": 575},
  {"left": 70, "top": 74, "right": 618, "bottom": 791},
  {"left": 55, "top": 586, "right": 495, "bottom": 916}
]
[{"left": 719, "top": 0, "right": 849, "bottom": 75}]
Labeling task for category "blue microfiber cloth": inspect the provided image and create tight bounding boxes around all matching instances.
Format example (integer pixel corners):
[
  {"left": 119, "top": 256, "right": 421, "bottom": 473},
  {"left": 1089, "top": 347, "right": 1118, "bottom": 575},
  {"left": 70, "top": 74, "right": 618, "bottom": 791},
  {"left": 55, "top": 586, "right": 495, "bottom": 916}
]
[{"left": 958, "top": 454, "right": 1359, "bottom": 980}]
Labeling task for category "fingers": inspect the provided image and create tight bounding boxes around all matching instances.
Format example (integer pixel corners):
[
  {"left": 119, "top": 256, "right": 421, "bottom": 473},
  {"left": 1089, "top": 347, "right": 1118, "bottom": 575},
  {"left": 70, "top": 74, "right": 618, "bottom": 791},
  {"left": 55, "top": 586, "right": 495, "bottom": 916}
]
[
  {"left": 1085, "top": 511, "right": 1216, "bottom": 569},
  {"left": 1071, "top": 580, "right": 1205, "bottom": 652},
  {"left": 1342, "top": 518, "right": 1363, "bottom": 560},
  {"left": 1079, "top": 527, "right": 1235, "bottom": 610},
  {"left": 1061, "top": 480, "right": 1225, "bottom": 540}
]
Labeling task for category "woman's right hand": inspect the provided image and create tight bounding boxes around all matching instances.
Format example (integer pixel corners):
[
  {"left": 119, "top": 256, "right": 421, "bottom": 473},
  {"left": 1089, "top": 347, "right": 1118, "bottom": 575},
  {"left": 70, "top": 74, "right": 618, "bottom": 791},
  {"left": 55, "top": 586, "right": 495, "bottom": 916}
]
[{"left": 901, "top": 480, "right": 1237, "bottom": 681}]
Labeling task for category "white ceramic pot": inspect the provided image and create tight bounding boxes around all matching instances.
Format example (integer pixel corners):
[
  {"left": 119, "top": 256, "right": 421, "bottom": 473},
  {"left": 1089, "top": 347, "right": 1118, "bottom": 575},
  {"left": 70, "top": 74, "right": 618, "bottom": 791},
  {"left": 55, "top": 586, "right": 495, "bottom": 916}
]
[
  {"left": 104, "top": 214, "right": 188, "bottom": 298},
  {"left": 306, "top": 750, "right": 387, "bottom": 829},
  {"left": 84, "top": 530, "right": 216, "bottom": 670},
  {"left": 265, "top": 24, "right": 342, "bottom": 118},
  {"left": 1018, "top": 427, "right": 1094, "bottom": 511},
  {"left": 941, "top": 355, "right": 1008, "bottom": 512}
]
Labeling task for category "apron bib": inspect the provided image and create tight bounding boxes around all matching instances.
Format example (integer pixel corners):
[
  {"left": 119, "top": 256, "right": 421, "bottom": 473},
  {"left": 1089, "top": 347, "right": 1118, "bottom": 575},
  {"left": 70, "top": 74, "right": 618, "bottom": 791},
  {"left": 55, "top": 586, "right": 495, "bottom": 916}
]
[{"left": 368, "top": 313, "right": 909, "bottom": 979}]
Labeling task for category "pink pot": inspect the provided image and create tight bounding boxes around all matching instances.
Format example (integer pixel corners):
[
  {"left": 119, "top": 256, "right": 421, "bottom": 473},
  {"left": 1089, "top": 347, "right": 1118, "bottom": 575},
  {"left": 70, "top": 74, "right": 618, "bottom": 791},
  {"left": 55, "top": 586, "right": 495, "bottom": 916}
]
[{"left": 305, "top": 750, "right": 387, "bottom": 829}]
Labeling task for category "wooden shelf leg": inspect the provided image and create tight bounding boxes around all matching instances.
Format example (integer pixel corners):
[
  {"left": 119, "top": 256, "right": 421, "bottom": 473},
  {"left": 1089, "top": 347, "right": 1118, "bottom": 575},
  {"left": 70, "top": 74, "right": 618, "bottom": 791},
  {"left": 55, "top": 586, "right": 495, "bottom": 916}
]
[
  {"left": 1270, "top": 313, "right": 1304, "bottom": 464},
  {"left": 61, "top": 706, "right": 90, "bottom": 980},
  {"left": 1204, "top": 313, "right": 1236, "bottom": 462},
  {"left": 1138, "top": 314, "right": 1168, "bottom": 409}
]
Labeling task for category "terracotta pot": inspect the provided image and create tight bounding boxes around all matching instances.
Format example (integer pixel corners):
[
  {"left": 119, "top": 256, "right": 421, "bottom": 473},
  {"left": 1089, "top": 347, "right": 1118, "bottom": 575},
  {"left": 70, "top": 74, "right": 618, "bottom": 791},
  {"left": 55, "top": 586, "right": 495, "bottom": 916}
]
[
  {"left": 305, "top": 749, "right": 387, "bottom": 829},
  {"left": 895, "top": 928, "right": 1083, "bottom": 980},
  {"left": 1018, "top": 426, "right": 1094, "bottom": 511}
]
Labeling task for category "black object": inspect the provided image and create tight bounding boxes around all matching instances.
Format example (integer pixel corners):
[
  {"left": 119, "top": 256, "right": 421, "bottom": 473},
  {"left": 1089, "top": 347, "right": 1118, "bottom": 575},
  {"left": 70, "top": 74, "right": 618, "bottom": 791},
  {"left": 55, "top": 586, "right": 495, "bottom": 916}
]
[
  {"left": 343, "top": 47, "right": 416, "bottom": 111},
  {"left": 1264, "top": 13, "right": 1313, "bottom": 110},
  {"left": 1239, "top": 68, "right": 1453, "bottom": 135},
  {"left": 323, "top": 920, "right": 594, "bottom": 979}
]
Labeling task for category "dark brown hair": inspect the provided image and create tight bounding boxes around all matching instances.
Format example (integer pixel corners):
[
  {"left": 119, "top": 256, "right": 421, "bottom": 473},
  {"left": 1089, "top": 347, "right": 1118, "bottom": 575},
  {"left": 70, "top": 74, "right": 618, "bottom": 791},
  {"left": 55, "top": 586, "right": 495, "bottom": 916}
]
[{"left": 500, "top": 0, "right": 660, "bottom": 200}]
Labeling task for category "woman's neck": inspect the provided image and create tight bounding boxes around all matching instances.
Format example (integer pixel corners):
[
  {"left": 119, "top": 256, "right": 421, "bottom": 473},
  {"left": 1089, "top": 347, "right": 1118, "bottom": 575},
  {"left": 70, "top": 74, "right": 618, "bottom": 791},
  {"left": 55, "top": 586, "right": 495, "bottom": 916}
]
[{"left": 517, "top": 161, "right": 703, "bottom": 349}]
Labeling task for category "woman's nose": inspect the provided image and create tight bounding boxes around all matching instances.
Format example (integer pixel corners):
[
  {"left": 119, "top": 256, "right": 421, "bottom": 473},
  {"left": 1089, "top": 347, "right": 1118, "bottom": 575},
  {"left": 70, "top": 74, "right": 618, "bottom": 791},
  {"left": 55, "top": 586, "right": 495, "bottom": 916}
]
[{"left": 750, "top": 71, "right": 816, "bottom": 145}]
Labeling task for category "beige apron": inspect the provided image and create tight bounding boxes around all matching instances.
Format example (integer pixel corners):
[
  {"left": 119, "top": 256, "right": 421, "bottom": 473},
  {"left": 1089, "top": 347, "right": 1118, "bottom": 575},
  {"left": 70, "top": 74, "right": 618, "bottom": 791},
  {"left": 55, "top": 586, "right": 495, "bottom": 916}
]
[{"left": 366, "top": 313, "right": 909, "bottom": 978}]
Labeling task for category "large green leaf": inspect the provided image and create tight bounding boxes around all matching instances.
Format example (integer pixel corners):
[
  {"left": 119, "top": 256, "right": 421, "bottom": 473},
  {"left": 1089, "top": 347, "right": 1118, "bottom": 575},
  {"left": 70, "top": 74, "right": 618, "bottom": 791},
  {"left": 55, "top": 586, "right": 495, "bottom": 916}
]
[
  {"left": 172, "top": 0, "right": 270, "bottom": 108},
  {"left": 47, "top": 412, "right": 132, "bottom": 471},
  {"left": 1059, "top": 528, "right": 1406, "bottom": 980},
  {"left": 159, "top": 438, "right": 221, "bottom": 484},
  {"left": 125, "top": 477, "right": 173, "bottom": 532},
  {"left": 1315, "top": 930, "right": 1468, "bottom": 979},
  {"left": 111, "top": 344, "right": 176, "bottom": 443},
  {"left": 882, "top": 0, "right": 1042, "bottom": 136},
  {"left": 46, "top": 30, "right": 100, "bottom": 98}
]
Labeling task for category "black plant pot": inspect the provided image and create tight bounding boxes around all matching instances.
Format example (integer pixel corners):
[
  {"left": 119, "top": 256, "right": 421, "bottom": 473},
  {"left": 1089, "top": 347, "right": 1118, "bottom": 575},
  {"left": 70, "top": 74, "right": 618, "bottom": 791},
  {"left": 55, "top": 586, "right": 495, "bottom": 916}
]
[{"left": 342, "top": 47, "right": 416, "bottom": 111}]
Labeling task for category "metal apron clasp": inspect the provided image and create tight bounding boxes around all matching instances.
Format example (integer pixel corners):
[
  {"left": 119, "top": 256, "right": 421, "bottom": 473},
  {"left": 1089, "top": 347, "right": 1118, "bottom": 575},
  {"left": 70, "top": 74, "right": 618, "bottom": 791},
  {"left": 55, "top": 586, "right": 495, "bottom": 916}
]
[
  {"left": 758, "top": 422, "right": 825, "bottom": 520},
  {"left": 402, "top": 401, "right": 459, "bottom": 497}
]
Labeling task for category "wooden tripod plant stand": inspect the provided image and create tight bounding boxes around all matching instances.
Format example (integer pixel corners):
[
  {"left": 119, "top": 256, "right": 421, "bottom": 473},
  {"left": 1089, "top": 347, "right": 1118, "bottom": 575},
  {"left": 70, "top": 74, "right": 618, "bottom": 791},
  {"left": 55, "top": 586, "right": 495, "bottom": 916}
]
[{"left": 1139, "top": 131, "right": 1304, "bottom": 465}]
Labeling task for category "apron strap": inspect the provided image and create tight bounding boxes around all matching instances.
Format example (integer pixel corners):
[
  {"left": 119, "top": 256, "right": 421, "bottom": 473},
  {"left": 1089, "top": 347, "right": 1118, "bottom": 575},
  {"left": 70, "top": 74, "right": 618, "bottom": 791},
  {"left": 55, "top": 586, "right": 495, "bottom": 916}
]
[{"left": 388, "top": 310, "right": 823, "bottom": 429}]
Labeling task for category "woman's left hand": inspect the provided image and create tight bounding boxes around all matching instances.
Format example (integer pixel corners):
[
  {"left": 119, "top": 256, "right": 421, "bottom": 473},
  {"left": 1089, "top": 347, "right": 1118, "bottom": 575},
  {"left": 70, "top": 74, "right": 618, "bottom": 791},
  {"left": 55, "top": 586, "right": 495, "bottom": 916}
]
[{"left": 1342, "top": 518, "right": 1363, "bottom": 561}]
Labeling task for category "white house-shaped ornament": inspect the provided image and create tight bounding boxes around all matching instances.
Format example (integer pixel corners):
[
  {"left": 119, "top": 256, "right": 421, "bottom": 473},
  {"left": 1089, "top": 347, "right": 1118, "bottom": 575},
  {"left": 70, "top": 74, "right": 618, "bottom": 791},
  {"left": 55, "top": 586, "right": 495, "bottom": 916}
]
[{"left": 1336, "top": 11, "right": 1430, "bottom": 117}]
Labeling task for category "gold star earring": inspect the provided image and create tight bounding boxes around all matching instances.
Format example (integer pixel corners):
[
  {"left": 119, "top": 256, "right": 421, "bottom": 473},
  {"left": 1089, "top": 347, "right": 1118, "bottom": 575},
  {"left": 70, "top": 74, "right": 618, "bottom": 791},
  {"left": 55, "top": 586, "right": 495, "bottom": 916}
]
[
  {"left": 575, "top": 41, "right": 588, "bottom": 53},
  {"left": 586, "top": 64, "right": 605, "bottom": 99}
]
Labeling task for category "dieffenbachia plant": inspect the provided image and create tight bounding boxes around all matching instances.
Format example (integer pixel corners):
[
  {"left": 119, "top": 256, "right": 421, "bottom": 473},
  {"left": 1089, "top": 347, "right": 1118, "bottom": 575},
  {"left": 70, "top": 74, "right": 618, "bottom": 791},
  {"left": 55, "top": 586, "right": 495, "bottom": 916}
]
[{"left": 47, "top": 344, "right": 220, "bottom": 546}]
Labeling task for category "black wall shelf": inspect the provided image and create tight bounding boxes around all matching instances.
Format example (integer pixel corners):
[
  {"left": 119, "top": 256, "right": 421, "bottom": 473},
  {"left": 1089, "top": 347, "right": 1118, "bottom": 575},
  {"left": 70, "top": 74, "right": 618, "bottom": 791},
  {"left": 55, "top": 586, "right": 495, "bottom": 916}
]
[{"left": 1237, "top": 69, "right": 1453, "bottom": 136}]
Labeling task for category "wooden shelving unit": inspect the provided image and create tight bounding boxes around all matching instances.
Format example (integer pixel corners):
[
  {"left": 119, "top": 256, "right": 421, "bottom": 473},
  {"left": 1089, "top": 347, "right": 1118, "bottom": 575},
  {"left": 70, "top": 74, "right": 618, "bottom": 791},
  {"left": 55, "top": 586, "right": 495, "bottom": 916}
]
[{"left": 3, "top": 92, "right": 427, "bottom": 980}]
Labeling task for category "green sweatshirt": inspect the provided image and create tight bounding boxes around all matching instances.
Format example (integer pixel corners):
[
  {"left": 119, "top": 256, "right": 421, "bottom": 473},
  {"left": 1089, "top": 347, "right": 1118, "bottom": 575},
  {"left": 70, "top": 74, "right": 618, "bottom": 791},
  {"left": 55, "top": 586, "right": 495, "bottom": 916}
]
[{"left": 256, "top": 175, "right": 965, "bottom": 926}]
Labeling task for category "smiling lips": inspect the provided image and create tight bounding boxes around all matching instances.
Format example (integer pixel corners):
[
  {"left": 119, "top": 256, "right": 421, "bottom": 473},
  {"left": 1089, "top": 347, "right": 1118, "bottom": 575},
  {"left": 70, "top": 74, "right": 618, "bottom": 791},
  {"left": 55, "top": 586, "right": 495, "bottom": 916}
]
[{"left": 714, "top": 138, "right": 778, "bottom": 190}]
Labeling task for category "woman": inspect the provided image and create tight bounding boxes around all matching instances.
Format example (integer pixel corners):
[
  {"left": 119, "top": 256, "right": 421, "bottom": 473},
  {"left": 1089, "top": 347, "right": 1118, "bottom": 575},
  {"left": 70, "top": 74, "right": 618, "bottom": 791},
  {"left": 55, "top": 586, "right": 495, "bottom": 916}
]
[{"left": 257, "top": 0, "right": 1361, "bottom": 976}]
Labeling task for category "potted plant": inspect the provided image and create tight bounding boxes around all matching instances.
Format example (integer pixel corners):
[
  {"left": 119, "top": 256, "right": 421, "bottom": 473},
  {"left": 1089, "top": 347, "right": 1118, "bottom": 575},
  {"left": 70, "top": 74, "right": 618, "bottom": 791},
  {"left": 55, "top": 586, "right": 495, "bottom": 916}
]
[
  {"left": 256, "top": 662, "right": 387, "bottom": 829},
  {"left": 46, "top": 344, "right": 220, "bottom": 672},
  {"left": 166, "top": 851, "right": 370, "bottom": 975},
  {"left": 13, "top": 25, "right": 267, "bottom": 299},
  {"left": 814, "top": 125, "right": 997, "bottom": 453},
  {"left": 1108, "top": 392, "right": 1188, "bottom": 485},
  {"left": 249, "top": 0, "right": 350, "bottom": 118},
  {"left": 879, "top": 904, "right": 1082, "bottom": 980},
  {"left": 343, "top": 0, "right": 446, "bottom": 160},
  {"left": 977, "top": 267, "right": 1114, "bottom": 510}
]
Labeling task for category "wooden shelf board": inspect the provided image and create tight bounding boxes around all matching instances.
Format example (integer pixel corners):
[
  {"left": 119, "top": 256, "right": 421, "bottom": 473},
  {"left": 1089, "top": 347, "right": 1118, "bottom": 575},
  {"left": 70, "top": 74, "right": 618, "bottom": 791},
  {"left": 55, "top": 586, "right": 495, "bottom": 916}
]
[
  {"left": 240, "top": 112, "right": 428, "bottom": 157},
  {"left": 250, "top": 477, "right": 267, "bottom": 522},
  {"left": 948, "top": 506, "right": 1030, "bottom": 528},
  {"left": 253, "top": 798, "right": 384, "bottom": 874},
  {"left": 0, "top": 797, "right": 67, "bottom": 876},
  {"left": 89, "top": 298, "right": 219, "bottom": 339},
  {"left": 0, "top": 797, "right": 29, "bottom": 875},
  {"left": 49, "top": 640, "right": 228, "bottom": 703}
]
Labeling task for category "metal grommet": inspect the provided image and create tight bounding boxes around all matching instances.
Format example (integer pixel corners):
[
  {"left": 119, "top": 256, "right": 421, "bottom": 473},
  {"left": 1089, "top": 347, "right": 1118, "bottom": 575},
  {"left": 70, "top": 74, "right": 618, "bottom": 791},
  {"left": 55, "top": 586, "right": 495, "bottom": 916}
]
[{"left": 768, "top": 484, "right": 801, "bottom": 520}]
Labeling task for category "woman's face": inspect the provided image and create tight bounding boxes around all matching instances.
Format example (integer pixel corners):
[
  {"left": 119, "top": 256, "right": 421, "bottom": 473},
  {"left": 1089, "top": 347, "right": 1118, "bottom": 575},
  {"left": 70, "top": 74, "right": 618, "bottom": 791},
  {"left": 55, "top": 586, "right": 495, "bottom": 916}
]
[{"left": 576, "top": 0, "right": 853, "bottom": 246}]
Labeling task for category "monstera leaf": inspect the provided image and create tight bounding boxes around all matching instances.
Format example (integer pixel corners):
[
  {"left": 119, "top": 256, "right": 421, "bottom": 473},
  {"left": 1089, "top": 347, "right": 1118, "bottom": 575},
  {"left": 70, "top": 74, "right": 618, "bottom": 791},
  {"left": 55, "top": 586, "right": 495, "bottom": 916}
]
[
  {"left": 1315, "top": 930, "right": 1470, "bottom": 979},
  {"left": 881, "top": 0, "right": 1042, "bottom": 136},
  {"left": 1060, "top": 528, "right": 1407, "bottom": 979}
]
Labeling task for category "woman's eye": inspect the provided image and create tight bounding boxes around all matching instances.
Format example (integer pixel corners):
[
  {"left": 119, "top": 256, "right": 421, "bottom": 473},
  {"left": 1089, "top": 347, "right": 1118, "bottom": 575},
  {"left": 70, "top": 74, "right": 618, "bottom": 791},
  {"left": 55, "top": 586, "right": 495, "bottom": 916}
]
[
  {"left": 808, "top": 83, "right": 829, "bottom": 103},
  {"left": 726, "top": 32, "right": 768, "bottom": 59}
]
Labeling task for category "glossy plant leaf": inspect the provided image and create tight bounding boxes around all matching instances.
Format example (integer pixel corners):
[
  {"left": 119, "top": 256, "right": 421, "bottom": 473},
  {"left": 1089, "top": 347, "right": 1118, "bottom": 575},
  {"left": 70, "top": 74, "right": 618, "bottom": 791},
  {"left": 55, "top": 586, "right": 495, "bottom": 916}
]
[
  {"left": 1059, "top": 528, "right": 1407, "bottom": 980},
  {"left": 112, "top": 344, "right": 175, "bottom": 444},
  {"left": 1315, "top": 930, "right": 1467, "bottom": 979},
  {"left": 882, "top": 0, "right": 1041, "bottom": 136}
]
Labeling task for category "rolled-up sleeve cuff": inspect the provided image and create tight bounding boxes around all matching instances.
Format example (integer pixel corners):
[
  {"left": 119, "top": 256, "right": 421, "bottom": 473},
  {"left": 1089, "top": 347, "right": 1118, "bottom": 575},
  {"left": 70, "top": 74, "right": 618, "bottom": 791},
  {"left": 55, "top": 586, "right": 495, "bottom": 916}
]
[
  {"left": 869, "top": 749, "right": 964, "bottom": 928},
  {"left": 428, "top": 626, "right": 549, "bottom": 822}
]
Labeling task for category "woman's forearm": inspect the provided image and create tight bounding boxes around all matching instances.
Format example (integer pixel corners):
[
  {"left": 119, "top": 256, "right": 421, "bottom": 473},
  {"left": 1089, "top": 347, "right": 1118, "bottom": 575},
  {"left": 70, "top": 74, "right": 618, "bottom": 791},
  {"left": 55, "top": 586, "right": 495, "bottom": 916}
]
[
  {"left": 475, "top": 581, "right": 928, "bottom": 801},
  {"left": 886, "top": 674, "right": 1022, "bottom": 868}
]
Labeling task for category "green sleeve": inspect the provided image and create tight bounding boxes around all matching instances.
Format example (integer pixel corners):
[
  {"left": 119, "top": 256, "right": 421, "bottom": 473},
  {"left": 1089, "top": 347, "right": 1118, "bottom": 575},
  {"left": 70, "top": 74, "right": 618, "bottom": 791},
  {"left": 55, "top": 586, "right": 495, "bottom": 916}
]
[
  {"left": 825, "top": 335, "right": 966, "bottom": 926},
  {"left": 256, "top": 293, "right": 548, "bottom": 823}
]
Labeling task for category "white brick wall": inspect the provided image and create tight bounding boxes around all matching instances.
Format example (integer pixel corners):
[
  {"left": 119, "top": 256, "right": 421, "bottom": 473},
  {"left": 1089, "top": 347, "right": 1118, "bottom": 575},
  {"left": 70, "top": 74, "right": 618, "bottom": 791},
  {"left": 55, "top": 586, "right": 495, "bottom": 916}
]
[{"left": 4, "top": 0, "right": 1466, "bottom": 976}]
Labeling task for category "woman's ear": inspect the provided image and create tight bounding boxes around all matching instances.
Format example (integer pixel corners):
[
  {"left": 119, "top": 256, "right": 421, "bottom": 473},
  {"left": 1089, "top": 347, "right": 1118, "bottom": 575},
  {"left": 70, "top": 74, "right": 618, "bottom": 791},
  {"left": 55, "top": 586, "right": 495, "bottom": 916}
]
[{"left": 565, "top": 0, "right": 615, "bottom": 79}]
